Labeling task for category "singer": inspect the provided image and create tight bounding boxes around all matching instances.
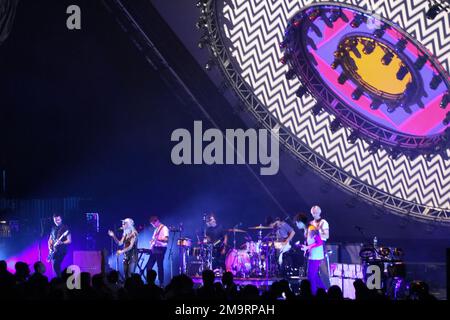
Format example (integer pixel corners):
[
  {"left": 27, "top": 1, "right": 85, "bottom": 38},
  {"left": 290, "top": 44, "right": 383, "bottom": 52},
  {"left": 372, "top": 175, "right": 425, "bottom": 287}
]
[{"left": 108, "top": 218, "right": 138, "bottom": 279}]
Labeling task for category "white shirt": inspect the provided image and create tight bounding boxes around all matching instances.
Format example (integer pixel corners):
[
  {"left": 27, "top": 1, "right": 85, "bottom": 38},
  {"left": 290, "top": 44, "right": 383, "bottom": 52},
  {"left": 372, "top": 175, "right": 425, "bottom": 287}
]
[
  {"left": 310, "top": 219, "right": 329, "bottom": 241},
  {"left": 152, "top": 224, "right": 169, "bottom": 248}
]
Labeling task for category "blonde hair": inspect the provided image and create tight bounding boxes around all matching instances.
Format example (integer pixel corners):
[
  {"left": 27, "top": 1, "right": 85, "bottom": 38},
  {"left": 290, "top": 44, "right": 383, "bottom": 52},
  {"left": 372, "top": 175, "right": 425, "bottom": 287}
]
[
  {"left": 122, "top": 218, "right": 137, "bottom": 236},
  {"left": 310, "top": 205, "right": 321, "bottom": 215}
]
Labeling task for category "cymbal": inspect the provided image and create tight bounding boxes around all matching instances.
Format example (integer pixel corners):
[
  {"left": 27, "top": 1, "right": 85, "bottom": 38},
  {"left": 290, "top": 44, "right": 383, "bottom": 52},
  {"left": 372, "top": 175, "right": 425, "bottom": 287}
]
[
  {"left": 227, "top": 228, "right": 246, "bottom": 233},
  {"left": 248, "top": 225, "right": 273, "bottom": 230}
]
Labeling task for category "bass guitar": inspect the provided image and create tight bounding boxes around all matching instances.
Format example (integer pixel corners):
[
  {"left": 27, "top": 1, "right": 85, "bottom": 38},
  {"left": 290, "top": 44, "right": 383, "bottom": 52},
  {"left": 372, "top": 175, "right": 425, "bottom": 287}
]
[{"left": 47, "top": 230, "right": 69, "bottom": 261}]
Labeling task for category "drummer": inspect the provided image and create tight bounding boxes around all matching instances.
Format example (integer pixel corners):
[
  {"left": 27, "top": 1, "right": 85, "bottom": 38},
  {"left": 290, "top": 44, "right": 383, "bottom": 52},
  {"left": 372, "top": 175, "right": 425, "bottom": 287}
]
[{"left": 205, "top": 213, "right": 228, "bottom": 270}]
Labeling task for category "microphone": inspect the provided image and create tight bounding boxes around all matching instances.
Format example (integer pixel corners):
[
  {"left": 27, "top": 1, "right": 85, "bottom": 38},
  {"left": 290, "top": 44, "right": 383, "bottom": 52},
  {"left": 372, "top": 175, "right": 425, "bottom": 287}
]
[
  {"left": 179, "top": 222, "right": 184, "bottom": 232},
  {"left": 355, "top": 225, "right": 363, "bottom": 230},
  {"left": 233, "top": 222, "right": 242, "bottom": 228}
]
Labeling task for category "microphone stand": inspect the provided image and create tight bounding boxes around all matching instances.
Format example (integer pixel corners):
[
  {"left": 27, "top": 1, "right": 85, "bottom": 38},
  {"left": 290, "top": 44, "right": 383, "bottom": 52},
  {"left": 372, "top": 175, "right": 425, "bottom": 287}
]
[
  {"left": 355, "top": 226, "right": 370, "bottom": 244},
  {"left": 38, "top": 218, "right": 45, "bottom": 262},
  {"left": 167, "top": 228, "right": 178, "bottom": 280}
]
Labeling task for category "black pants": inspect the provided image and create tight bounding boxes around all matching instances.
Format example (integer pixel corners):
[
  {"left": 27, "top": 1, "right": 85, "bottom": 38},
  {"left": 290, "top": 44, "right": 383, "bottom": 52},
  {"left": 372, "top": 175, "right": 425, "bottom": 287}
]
[
  {"left": 51, "top": 250, "right": 66, "bottom": 278},
  {"left": 124, "top": 255, "right": 137, "bottom": 279},
  {"left": 147, "top": 247, "right": 166, "bottom": 286}
]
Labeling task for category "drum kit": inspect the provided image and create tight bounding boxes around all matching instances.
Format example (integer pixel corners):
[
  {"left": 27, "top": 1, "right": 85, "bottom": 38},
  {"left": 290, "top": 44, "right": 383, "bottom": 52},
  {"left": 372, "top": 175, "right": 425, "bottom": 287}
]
[
  {"left": 359, "top": 243, "right": 406, "bottom": 290},
  {"left": 176, "top": 224, "right": 286, "bottom": 278}
]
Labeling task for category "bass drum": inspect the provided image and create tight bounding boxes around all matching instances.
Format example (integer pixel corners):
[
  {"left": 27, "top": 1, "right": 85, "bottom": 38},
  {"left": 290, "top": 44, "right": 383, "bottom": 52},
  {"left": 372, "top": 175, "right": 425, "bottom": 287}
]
[{"left": 225, "top": 249, "right": 252, "bottom": 277}]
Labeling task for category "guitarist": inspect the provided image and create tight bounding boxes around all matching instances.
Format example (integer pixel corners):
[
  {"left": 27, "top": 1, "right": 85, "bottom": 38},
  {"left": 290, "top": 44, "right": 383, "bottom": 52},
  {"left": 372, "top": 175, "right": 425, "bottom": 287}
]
[
  {"left": 301, "top": 225, "right": 325, "bottom": 294},
  {"left": 266, "top": 216, "right": 295, "bottom": 267},
  {"left": 48, "top": 214, "right": 71, "bottom": 277},
  {"left": 309, "top": 205, "right": 330, "bottom": 289},
  {"left": 147, "top": 216, "right": 169, "bottom": 286}
]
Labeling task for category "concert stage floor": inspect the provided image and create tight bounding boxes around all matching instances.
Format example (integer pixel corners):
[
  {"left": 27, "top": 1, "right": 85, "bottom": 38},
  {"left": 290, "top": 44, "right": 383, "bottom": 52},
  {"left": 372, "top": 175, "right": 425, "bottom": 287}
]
[{"left": 190, "top": 275, "right": 307, "bottom": 290}]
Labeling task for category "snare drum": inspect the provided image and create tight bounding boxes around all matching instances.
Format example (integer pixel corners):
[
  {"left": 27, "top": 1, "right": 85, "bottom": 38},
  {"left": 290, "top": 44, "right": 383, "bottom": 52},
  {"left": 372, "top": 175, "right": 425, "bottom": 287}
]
[{"left": 177, "top": 238, "right": 192, "bottom": 247}]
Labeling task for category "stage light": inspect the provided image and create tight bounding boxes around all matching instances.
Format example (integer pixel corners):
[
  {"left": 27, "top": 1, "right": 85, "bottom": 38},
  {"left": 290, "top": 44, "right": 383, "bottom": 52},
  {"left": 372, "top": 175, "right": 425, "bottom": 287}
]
[
  {"left": 441, "top": 93, "right": 449, "bottom": 109},
  {"left": 285, "top": 69, "right": 296, "bottom": 80},
  {"left": 414, "top": 55, "right": 428, "bottom": 70},
  {"left": 329, "top": 118, "right": 341, "bottom": 133},
  {"left": 196, "top": 16, "right": 208, "bottom": 29},
  {"left": 196, "top": 0, "right": 206, "bottom": 8},
  {"left": 306, "top": 9, "right": 321, "bottom": 23},
  {"left": 395, "top": 38, "right": 407, "bottom": 53},
  {"left": 430, "top": 74, "right": 442, "bottom": 90},
  {"left": 387, "top": 104, "right": 397, "bottom": 113},
  {"left": 402, "top": 104, "right": 412, "bottom": 114},
  {"left": 424, "top": 152, "right": 434, "bottom": 162},
  {"left": 344, "top": 38, "right": 360, "bottom": 57},
  {"left": 370, "top": 99, "right": 382, "bottom": 110},
  {"left": 197, "top": 35, "right": 209, "bottom": 49},
  {"left": 350, "top": 13, "right": 364, "bottom": 28},
  {"left": 205, "top": 59, "right": 215, "bottom": 71},
  {"left": 426, "top": 4, "right": 442, "bottom": 20},
  {"left": 308, "top": 9, "right": 321, "bottom": 22},
  {"left": 347, "top": 130, "right": 359, "bottom": 144},
  {"left": 279, "top": 53, "right": 291, "bottom": 65},
  {"left": 311, "top": 102, "right": 323, "bottom": 116},
  {"left": 367, "top": 141, "right": 380, "bottom": 154},
  {"left": 443, "top": 111, "right": 450, "bottom": 125},
  {"left": 433, "top": 143, "right": 444, "bottom": 153},
  {"left": 362, "top": 40, "right": 375, "bottom": 55},
  {"left": 381, "top": 51, "right": 394, "bottom": 65},
  {"left": 331, "top": 58, "right": 340, "bottom": 69},
  {"left": 374, "top": 24, "right": 388, "bottom": 38},
  {"left": 329, "top": 9, "right": 341, "bottom": 22},
  {"left": 389, "top": 148, "right": 401, "bottom": 160},
  {"left": 279, "top": 39, "right": 288, "bottom": 49},
  {"left": 351, "top": 88, "right": 363, "bottom": 100},
  {"left": 407, "top": 151, "right": 420, "bottom": 161},
  {"left": 396, "top": 64, "right": 409, "bottom": 81},
  {"left": 295, "top": 85, "right": 309, "bottom": 98},
  {"left": 320, "top": 11, "right": 333, "bottom": 28},
  {"left": 337, "top": 73, "right": 348, "bottom": 85}
]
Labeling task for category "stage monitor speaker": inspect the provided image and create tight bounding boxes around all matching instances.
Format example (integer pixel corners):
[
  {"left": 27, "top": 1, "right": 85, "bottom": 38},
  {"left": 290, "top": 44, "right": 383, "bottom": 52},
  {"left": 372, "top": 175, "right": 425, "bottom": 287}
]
[{"left": 73, "top": 250, "right": 102, "bottom": 275}]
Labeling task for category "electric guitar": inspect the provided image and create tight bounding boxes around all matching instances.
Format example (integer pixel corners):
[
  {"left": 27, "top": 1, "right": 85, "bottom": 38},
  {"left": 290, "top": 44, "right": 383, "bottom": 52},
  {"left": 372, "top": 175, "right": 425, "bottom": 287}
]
[
  {"left": 47, "top": 230, "right": 69, "bottom": 261},
  {"left": 273, "top": 240, "right": 291, "bottom": 253}
]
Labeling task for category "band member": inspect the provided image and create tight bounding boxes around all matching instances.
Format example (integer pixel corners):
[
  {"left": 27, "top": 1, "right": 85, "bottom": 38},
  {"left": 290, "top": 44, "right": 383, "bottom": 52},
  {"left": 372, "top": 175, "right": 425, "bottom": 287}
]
[
  {"left": 108, "top": 218, "right": 138, "bottom": 279},
  {"left": 266, "top": 216, "right": 295, "bottom": 266},
  {"left": 48, "top": 214, "right": 71, "bottom": 277},
  {"left": 302, "top": 225, "right": 325, "bottom": 294},
  {"left": 309, "top": 205, "right": 331, "bottom": 289},
  {"left": 205, "top": 213, "right": 228, "bottom": 270},
  {"left": 147, "top": 216, "right": 169, "bottom": 286},
  {"left": 293, "top": 212, "right": 309, "bottom": 267},
  {"left": 293, "top": 213, "right": 308, "bottom": 239}
]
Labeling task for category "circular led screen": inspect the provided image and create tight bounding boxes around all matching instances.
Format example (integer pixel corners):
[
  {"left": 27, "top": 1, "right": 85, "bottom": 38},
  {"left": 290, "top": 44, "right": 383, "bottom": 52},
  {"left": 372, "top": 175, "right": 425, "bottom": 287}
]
[{"left": 202, "top": 0, "right": 450, "bottom": 223}]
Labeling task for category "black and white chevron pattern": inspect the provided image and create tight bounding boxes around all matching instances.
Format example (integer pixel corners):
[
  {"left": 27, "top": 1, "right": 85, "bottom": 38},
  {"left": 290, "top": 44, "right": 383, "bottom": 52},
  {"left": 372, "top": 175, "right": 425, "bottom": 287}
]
[{"left": 220, "top": 0, "right": 450, "bottom": 209}]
